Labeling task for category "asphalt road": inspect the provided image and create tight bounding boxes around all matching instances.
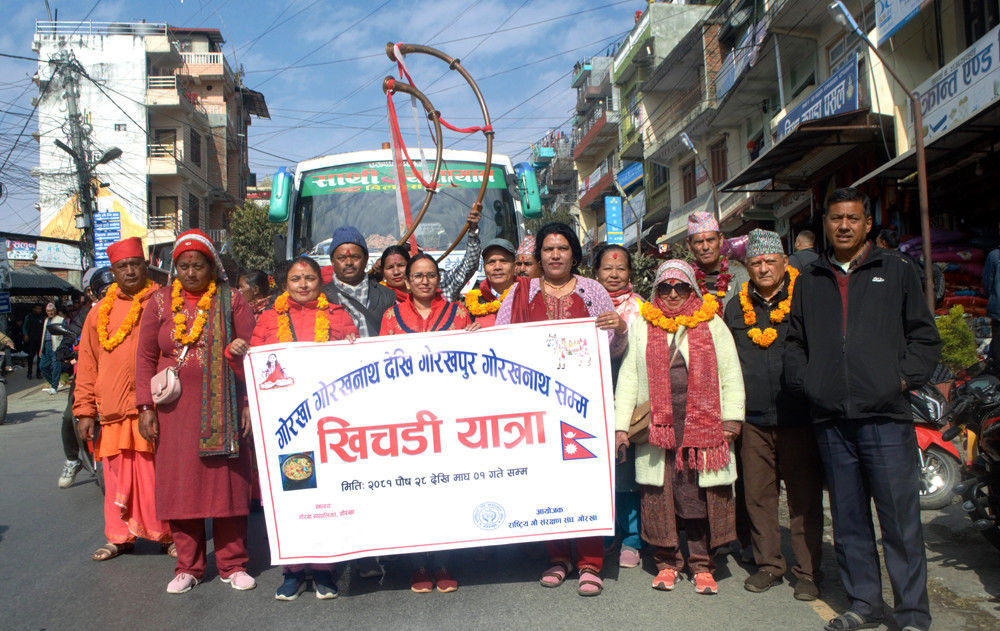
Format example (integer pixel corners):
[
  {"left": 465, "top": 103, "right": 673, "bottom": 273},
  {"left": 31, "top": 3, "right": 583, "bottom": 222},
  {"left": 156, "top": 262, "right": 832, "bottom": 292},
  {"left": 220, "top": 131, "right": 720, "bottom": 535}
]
[{"left": 1, "top": 367, "right": 998, "bottom": 631}]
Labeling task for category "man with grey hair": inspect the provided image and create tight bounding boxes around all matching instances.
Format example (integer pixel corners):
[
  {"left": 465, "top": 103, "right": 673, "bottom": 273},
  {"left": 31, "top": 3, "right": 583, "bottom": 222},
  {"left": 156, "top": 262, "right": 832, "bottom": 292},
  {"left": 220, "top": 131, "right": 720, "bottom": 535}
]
[
  {"left": 723, "top": 229, "right": 823, "bottom": 601},
  {"left": 785, "top": 187, "right": 940, "bottom": 631}
]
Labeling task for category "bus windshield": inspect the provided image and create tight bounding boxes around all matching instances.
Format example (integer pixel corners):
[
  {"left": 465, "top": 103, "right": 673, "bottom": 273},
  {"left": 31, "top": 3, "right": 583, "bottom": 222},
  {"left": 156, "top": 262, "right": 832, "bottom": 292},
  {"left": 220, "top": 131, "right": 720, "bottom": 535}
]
[{"left": 292, "top": 159, "right": 519, "bottom": 257}]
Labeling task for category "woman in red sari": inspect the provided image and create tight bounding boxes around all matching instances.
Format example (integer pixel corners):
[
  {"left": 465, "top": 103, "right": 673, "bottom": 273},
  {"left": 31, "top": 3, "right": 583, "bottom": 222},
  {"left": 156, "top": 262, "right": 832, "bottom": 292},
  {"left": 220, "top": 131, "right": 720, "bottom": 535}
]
[
  {"left": 241, "top": 255, "right": 357, "bottom": 600},
  {"left": 135, "top": 229, "right": 257, "bottom": 595},
  {"left": 495, "top": 222, "right": 626, "bottom": 597},
  {"left": 376, "top": 245, "right": 411, "bottom": 304},
  {"left": 379, "top": 253, "right": 478, "bottom": 593}
]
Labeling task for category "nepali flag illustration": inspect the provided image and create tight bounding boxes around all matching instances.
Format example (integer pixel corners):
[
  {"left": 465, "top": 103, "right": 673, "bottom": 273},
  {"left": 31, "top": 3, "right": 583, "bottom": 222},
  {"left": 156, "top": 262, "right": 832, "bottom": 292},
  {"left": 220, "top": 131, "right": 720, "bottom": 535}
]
[{"left": 560, "top": 422, "right": 597, "bottom": 461}]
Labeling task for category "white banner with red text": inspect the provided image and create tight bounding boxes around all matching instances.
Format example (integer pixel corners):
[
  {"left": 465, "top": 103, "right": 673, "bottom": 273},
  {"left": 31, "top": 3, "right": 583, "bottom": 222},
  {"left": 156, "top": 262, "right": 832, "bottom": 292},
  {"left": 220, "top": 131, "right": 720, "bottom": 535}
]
[{"left": 244, "top": 318, "right": 615, "bottom": 564}]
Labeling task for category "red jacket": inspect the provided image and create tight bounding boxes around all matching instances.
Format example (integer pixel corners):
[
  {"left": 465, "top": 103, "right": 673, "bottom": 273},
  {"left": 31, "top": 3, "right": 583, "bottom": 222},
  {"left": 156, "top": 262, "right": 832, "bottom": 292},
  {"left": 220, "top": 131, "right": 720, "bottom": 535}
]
[
  {"left": 379, "top": 292, "right": 470, "bottom": 335},
  {"left": 250, "top": 298, "right": 358, "bottom": 345}
]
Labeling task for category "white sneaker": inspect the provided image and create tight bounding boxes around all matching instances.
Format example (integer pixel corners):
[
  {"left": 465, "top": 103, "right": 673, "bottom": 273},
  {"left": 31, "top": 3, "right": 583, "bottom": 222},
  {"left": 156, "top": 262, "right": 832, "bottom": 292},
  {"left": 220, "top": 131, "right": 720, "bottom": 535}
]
[
  {"left": 47, "top": 387, "right": 57, "bottom": 395},
  {"left": 58, "top": 460, "right": 83, "bottom": 488}
]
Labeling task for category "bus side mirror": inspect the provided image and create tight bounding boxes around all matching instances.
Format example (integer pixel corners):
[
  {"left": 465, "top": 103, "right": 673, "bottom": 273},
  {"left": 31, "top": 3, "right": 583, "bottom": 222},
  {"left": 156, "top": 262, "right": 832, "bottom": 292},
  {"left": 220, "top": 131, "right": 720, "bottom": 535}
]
[
  {"left": 514, "top": 162, "right": 543, "bottom": 219},
  {"left": 268, "top": 167, "right": 292, "bottom": 223}
]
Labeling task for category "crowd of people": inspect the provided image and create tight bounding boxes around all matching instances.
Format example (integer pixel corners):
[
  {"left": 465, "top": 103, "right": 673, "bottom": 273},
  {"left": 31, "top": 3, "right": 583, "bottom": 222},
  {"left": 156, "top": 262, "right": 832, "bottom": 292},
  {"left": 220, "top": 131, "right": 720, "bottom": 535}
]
[{"left": 52, "top": 186, "right": 940, "bottom": 631}]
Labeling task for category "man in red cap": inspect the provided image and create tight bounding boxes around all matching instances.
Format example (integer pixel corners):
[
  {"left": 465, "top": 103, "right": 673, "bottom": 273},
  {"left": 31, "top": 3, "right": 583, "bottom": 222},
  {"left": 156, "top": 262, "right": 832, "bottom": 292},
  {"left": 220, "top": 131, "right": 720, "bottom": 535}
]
[{"left": 75, "top": 236, "right": 174, "bottom": 560}]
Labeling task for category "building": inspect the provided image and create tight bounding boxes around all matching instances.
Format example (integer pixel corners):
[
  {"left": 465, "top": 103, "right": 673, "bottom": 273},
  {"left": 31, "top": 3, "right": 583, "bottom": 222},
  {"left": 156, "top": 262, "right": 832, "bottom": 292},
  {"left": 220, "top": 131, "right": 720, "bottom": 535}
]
[{"left": 32, "top": 21, "right": 269, "bottom": 266}]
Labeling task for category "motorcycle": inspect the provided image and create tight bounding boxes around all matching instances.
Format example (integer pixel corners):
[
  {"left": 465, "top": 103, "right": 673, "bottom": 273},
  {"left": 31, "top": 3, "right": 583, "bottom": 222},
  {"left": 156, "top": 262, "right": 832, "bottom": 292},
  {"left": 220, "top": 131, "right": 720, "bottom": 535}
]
[
  {"left": 942, "top": 368, "right": 1000, "bottom": 550},
  {"left": 910, "top": 382, "right": 963, "bottom": 510}
]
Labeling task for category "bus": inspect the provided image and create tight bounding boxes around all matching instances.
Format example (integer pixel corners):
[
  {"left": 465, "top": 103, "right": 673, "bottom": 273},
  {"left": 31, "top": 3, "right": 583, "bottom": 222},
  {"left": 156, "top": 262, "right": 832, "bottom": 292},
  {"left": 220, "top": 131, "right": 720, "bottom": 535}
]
[{"left": 267, "top": 148, "right": 541, "bottom": 288}]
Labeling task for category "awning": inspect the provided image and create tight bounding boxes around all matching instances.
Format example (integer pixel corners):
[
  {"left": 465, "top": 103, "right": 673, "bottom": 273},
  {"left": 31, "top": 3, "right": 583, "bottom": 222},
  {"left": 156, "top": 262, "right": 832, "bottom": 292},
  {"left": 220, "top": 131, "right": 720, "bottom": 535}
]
[
  {"left": 722, "top": 109, "right": 890, "bottom": 191},
  {"left": 853, "top": 98, "right": 1000, "bottom": 187},
  {"left": 241, "top": 87, "right": 270, "bottom": 119},
  {"left": 8, "top": 264, "right": 80, "bottom": 296}
]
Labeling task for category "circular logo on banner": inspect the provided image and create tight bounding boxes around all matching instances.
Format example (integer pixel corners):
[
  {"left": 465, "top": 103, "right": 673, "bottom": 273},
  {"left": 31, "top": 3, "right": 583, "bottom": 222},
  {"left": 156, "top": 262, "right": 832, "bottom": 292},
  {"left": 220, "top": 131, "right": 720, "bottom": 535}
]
[{"left": 473, "top": 501, "right": 505, "bottom": 531}]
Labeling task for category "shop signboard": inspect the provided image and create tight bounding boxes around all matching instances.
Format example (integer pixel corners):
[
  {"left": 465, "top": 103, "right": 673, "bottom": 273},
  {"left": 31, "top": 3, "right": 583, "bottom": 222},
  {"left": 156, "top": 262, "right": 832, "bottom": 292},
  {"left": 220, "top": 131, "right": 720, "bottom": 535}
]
[
  {"left": 5, "top": 238, "right": 36, "bottom": 261},
  {"left": 605, "top": 197, "right": 623, "bottom": 244},
  {"left": 876, "top": 0, "right": 932, "bottom": 47},
  {"left": 777, "top": 55, "right": 859, "bottom": 140},
  {"left": 0, "top": 291, "right": 9, "bottom": 314},
  {"left": 907, "top": 24, "right": 1000, "bottom": 145}
]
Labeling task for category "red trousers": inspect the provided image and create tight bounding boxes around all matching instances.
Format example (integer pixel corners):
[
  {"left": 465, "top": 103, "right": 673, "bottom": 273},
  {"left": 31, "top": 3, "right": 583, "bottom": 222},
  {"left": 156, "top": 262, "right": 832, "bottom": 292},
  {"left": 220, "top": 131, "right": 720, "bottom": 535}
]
[
  {"left": 170, "top": 517, "right": 248, "bottom": 580},
  {"left": 103, "top": 451, "right": 171, "bottom": 544},
  {"left": 546, "top": 536, "right": 604, "bottom": 573}
]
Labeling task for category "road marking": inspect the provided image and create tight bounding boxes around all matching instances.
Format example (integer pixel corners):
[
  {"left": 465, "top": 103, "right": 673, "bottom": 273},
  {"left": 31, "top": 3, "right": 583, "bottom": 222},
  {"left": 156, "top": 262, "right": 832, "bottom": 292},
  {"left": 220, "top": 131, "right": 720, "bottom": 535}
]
[{"left": 811, "top": 598, "right": 838, "bottom": 622}]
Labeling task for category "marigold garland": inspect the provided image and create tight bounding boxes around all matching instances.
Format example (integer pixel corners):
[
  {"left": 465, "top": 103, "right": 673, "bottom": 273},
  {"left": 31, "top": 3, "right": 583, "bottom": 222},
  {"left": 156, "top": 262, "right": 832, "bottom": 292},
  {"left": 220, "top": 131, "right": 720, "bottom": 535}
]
[
  {"left": 274, "top": 292, "right": 331, "bottom": 343},
  {"left": 695, "top": 256, "right": 733, "bottom": 298},
  {"left": 97, "top": 281, "right": 155, "bottom": 351},
  {"left": 640, "top": 294, "right": 718, "bottom": 332},
  {"left": 739, "top": 266, "right": 799, "bottom": 348},
  {"left": 172, "top": 279, "right": 216, "bottom": 345},
  {"left": 465, "top": 286, "right": 511, "bottom": 316}
]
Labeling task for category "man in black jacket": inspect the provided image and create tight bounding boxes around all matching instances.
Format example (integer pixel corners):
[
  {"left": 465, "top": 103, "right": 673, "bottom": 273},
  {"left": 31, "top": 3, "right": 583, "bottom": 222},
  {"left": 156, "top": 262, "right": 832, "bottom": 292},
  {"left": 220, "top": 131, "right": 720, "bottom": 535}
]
[
  {"left": 785, "top": 188, "right": 940, "bottom": 631},
  {"left": 723, "top": 229, "right": 823, "bottom": 602},
  {"left": 321, "top": 225, "right": 395, "bottom": 338}
]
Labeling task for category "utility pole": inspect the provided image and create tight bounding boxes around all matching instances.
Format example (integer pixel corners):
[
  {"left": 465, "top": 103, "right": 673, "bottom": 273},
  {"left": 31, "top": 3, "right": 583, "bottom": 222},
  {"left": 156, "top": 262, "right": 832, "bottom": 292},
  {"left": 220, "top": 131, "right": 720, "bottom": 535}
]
[{"left": 55, "top": 50, "right": 96, "bottom": 269}]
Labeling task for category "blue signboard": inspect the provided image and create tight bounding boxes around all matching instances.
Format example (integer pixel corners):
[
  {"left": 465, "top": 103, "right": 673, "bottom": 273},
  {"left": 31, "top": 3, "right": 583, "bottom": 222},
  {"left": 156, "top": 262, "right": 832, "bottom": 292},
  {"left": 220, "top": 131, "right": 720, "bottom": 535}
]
[
  {"left": 605, "top": 196, "right": 623, "bottom": 245},
  {"left": 776, "top": 54, "right": 859, "bottom": 140},
  {"left": 876, "top": 0, "right": 932, "bottom": 47},
  {"left": 0, "top": 291, "right": 10, "bottom": 314},
  {"left": 615, "top": 162, "right": 643, "bottom": 193}
]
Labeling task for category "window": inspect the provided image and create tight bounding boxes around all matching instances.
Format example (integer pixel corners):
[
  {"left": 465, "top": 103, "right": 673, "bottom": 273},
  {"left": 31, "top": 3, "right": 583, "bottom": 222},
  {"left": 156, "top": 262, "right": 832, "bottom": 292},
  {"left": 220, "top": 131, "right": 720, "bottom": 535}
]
[
  {"left": 652, "top": 162, "right": 668, "bottom": 190},
  {"left": 188, "top": 130, "right": 202, "bottom": 167},
  {"left": 964, "top": 0, "right": 1000, "bottom": 47},
  {"left": 176, "top": 39, "right": 192, "bottom": 53},
  {"left": 710, "top": 139, "right": 728, "bottom": 184},
  {"left": 188, "top": 194, "right": 200, "bottom": 229},
  {"left": 155, "top": 196, "right": 178, "bottom": 216},
  {"left": 681, "top": 161, "right": 697, "bottom": 203},
  {"left": 114, "top": 123, "right": 126, "bottom": 132},
  {"left": 153, "top": 129, "right": 176, "bottom": 157}
]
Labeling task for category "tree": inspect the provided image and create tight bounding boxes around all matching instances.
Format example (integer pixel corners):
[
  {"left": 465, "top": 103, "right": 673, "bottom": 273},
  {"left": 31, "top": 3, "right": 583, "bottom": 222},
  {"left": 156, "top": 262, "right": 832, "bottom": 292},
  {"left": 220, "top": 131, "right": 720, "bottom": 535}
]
[{"left": 228, "top": 201, "right": 286, "bottom": 273}]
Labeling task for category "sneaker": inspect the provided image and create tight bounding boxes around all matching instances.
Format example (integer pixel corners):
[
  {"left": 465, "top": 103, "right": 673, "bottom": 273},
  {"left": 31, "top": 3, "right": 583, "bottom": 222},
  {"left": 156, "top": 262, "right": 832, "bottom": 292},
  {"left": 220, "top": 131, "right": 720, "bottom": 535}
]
[
  {"left": 312, "top": 570, "right": 339, "bottom": 600},
  {"left": 26, "top": 372, "right": 33, "bottom": 380},
  {"left": 167, "top": 572, "right": 199, "bottom": 594},
  {"left": 275, "top": 572, "right": 307, "bottom": 601},
  {"left": 651, "top": 568, "right": 681, "bottom": 591},
  {"left": 47, "top": 387, "right": 57, "bottom": 395},
  {"left": 357, "top": 557, "right": 383, "bottom": 578},
  {"left": 744, "top": 569, "right": 782, "bottom": 593},
  {"left": 410, "top": 567, "right": 434, "bottom": 593},
  {"left": 221, "top": 570, "right": 256, "bottom": 591},
  {"left": 693, "top": 572, "right": 718, "bottom": 595},
  {"left": 619, "top": 545, "right": 641, "bottom": 568},
  {"left": 434, "top": 567, "right": 458, "bottom": 593},
  {"left": 58, "top": 460, "right": 83, "bottom": 488},
  {"left": 793, "top": 578, "right": 820, "bottom": 601}
]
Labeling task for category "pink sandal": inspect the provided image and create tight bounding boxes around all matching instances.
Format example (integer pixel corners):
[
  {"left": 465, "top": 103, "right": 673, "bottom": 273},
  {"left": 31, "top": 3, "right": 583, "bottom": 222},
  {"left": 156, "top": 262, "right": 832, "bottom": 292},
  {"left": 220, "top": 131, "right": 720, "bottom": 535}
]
[
  {"left": 577, "top": 568, "right": 603, "bottom": 596},
  {"left": 539, "top": 561, "right": 573, "bottom": 587}
]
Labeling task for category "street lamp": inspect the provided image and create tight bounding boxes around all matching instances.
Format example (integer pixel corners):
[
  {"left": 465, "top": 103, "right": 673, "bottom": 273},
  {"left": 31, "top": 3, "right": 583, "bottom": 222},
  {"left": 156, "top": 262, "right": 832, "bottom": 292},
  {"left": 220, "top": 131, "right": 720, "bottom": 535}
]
[
  {"left": 680, "top": 132, "right": 720, "bottom": 223},
  {"left": 827, "top": 0, "right": 934, "bottom": 310},
  {"left": 54, "top": 140, "right": 123, "bottom": 267}
]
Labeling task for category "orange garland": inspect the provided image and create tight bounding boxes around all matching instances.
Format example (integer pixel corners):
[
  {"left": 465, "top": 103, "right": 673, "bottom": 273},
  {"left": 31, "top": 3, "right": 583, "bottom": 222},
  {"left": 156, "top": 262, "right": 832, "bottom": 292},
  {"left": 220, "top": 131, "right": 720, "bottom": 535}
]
[
  {"left": 739, "top": 266, "right": 799, "bottom": 348},
  {"left": 640, "top": 294, "right": 719, "bottom": 332},
  {"left": 274, "top": 292, "right": 331, "bottom": 343},
  {"left": 172, "top": 279, "right": 216, "bottom": 345},
  {"left": 97, "top": 281, "right": 155, "bottom": 351},
  {"left": 465, "top": 286, "right": 511, "bottom": 316}
]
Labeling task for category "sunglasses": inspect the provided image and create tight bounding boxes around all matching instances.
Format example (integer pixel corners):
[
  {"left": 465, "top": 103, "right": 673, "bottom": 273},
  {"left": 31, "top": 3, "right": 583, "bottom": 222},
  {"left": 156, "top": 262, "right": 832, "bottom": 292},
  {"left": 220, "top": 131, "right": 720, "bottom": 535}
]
[{"left": 657, "top": 281, "right": 693, "bottom": 298}]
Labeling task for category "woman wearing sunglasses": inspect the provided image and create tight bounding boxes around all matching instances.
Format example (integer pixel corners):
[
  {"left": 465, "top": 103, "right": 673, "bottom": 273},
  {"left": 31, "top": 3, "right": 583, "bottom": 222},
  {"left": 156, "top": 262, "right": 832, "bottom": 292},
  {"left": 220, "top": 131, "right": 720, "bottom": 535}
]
[{"left": 613, "top": 259, "right": 745, "bottom": 596}]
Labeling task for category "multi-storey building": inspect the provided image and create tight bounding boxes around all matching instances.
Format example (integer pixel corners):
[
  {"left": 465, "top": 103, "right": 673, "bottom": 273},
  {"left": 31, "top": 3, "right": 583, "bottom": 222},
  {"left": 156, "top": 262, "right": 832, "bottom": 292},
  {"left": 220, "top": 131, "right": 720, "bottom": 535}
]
[{"left": 32, "top": 21, "right": 268, "bottom": 265}]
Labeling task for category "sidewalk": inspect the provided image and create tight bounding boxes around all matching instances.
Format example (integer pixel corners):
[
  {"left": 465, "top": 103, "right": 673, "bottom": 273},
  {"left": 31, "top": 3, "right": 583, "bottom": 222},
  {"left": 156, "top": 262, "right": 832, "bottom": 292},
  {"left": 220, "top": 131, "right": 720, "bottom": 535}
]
[{"left": 1, "top": 365, "right": 71, "bottom": 424}]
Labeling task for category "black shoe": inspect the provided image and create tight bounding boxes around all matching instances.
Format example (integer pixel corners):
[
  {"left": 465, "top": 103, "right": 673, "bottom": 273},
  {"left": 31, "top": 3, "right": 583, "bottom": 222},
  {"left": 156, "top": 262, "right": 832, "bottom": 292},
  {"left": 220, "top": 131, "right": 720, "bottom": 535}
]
[
  {"left": 26, "top": 373, "right": 33, "bottom": 380},
  {"left": 744, "top": 569, "right": 782, "bottom": 593},
  {"left": 793, "top": 578, "right": 819, "bottom": 601}
]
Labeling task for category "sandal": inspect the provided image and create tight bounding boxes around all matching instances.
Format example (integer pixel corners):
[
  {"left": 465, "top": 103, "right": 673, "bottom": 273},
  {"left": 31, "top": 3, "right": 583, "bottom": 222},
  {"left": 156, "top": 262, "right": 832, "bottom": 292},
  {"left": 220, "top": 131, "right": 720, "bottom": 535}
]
[
  {"left": 539, "top": 561, "right": 573, "bottom": 588},
  {"left": 824, "top": 612, "right": 881, "bottom": 631},
  {"left": 92, "top": 541, "right": 133, "bottom": 561},
  {"left": 577, "top": 568, "right": 603, "bottom": 597},
  {"left": 161, "top": 543, "right": 177, "bottom": 558}
]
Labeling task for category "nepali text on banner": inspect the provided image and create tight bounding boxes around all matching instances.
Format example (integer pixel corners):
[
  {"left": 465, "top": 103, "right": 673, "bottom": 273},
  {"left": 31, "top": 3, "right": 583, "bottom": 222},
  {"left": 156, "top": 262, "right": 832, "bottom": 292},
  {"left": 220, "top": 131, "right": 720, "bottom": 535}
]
[{"left": 244, "top": 318, "right": 616, "bottom": 564}]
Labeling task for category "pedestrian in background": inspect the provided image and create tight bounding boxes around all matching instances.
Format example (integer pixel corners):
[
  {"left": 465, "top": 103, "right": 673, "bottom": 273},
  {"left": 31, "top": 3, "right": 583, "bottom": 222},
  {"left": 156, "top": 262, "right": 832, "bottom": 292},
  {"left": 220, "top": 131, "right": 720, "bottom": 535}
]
[
  {"left": 614, "top": 259, "right": 744, "bottom": 596},
  {"left": 788, "top": 229, "right": 818, "bottom": 271},
  {"left": 785, "top": 187, "right": 940, "bottom": 631},
  {"left": 38, "top": 302, "right": 64, "bottom": 394},
  {"left": 723, "top": 229, "right": 823, "bottom": 601},
  {"left": 22, "top": 303, "right": 45, "bottom": 380}
]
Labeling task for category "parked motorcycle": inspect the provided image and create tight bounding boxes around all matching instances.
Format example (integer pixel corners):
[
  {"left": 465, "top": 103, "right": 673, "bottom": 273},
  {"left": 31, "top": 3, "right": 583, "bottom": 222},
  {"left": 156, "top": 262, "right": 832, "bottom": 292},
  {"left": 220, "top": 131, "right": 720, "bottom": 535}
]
[
  {"left": 910, "top": 382, "right": 963, "bottom": 510},
  {"left": 942, "top": 369, "right": 1000, "bottom": 550}
]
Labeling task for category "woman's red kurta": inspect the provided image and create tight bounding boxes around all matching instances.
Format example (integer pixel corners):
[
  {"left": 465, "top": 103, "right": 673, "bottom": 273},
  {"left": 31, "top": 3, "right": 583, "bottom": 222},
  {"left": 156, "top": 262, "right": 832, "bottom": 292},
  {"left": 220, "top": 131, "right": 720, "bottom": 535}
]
[{"left": 135, "top": 285, "right": 256, "bottom": 521}]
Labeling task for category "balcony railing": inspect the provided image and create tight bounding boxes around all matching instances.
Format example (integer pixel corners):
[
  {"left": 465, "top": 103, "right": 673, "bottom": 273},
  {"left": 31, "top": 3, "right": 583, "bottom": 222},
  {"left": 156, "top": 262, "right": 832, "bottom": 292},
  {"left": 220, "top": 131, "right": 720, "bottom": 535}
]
[
  {"left": 147, "top": 76, "right": 177, "bottom": 90},
  {"left": 149, "top": 214, "right": 178, "bottom": 231},
  {"left": 180, "top": 52, "right": 234, "bottom": 79},
  {"left": 35, "top": 21, "right": 168, "bottom": 36},
  {"left": 148, "top": 144, "right": 177, "bottom": 158},
  {"left": 573, "top": 97, "right": 617, "bottom": 144}
]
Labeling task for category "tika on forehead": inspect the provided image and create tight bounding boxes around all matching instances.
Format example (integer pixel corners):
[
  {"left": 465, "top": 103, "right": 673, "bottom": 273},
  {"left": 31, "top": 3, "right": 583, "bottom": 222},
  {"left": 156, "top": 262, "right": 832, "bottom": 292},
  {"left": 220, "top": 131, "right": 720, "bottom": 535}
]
[{"left": 612, "top": 252, "right": 619, "bottom": 259}]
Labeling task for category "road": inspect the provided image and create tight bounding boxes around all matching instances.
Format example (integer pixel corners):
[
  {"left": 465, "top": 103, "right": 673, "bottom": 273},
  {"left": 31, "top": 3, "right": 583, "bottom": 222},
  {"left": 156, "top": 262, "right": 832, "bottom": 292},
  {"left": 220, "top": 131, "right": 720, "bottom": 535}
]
[{"left": 1, "top": 368, "right": 998, "bottom": 630}]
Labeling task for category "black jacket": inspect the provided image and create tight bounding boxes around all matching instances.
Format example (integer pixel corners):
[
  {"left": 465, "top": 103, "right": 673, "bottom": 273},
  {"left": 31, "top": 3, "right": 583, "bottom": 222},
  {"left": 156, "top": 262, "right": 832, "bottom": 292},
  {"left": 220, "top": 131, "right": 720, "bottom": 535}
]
[
  {"left": 723, "top": 273, "right": 809, "bottom": 427},
  {"left": 322, "top": 278, "right": 395, "bottom": 337},
  {"left": 56, "top": 304, "right": 91, "bottom": 363},
  {"left": 784, "top": 246, "right": 941, "bottom": 423}
]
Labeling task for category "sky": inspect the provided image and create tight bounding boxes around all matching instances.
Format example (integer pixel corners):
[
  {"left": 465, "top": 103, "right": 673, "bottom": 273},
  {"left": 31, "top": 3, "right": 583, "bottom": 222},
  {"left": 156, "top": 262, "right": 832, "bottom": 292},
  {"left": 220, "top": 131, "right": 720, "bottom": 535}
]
[{"left": 0, "top": 0, "right": 646, "bottom": 235}]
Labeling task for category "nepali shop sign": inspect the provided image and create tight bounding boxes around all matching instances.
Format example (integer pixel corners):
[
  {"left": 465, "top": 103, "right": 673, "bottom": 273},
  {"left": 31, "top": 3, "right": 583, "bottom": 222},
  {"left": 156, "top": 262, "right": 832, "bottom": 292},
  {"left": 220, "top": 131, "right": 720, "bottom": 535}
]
[
  {"left": 777, "top": 54, "right": 859, "bottom": 141},
  {"left": 301, "top": 161, "right": 506, "bottom": 197},
  {"left": 875, "top": 0, "right": 932, "bottom": 47},
  {"left": 907, "top": 24, "right": 1000, "bottom": 146},
  {"left": 245, "top": 319, "right": 615, "bottom": 564}
]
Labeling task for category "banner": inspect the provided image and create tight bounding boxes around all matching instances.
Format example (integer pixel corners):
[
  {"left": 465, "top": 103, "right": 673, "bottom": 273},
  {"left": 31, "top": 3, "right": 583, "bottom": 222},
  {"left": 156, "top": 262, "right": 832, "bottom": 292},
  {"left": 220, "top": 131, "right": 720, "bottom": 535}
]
[
  {"left": 245, "top": 319, "right": 616, "bottom": 564},
  {"left": 301, "top": 161, "right": 506, "bottom": 197}
]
